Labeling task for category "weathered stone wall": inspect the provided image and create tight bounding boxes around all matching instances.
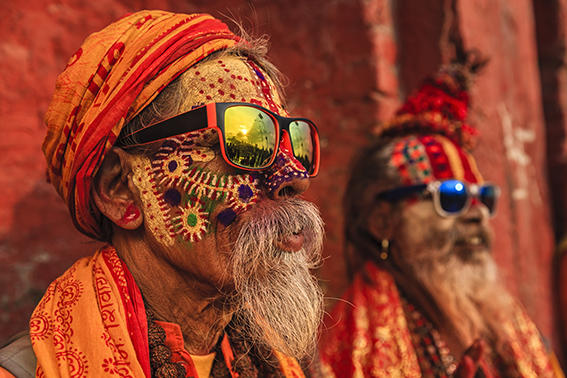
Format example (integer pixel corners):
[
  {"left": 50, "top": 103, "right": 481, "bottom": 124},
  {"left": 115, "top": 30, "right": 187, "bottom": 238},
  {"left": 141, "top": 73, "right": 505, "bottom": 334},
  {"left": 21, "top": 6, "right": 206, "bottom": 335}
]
[{"left": 0, "top": 0, "right": 563, "bottom": 362}]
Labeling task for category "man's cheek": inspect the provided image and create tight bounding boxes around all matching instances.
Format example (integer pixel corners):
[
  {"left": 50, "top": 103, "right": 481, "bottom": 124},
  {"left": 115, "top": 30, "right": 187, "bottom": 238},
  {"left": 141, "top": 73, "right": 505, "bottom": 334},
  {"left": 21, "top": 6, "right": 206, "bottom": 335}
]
[{"left": 132, "top": 137, "right": 262, "bottom": 246}]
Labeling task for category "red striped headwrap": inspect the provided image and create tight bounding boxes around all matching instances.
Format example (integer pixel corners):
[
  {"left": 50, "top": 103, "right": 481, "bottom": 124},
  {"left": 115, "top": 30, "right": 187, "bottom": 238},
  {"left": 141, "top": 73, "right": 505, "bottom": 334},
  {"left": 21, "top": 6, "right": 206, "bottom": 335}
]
[{"left": 42, "top": 10, "right": 240, "bottom": 239}]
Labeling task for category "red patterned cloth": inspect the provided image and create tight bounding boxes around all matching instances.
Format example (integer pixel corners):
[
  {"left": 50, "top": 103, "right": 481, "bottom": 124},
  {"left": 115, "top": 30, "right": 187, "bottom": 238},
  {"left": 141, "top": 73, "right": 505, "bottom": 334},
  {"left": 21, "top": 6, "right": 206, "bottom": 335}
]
[
  {"left": 42, "top": 10, "right": 240, "bottom": 240},
  {"left": 319, "top": 262, "right": 557, "bottom": 377},
  {"left": 389, "top": 134, "right": 483, "bottom": 188},
  {"left": 372, "top": 62, "right": 486, "bottom": 190}
]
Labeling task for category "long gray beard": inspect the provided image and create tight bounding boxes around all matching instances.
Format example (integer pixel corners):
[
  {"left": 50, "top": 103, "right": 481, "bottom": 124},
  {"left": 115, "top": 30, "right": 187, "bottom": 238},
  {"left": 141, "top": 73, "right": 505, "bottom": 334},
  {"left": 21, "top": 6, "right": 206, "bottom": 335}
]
[
  {"left": 229, "top": 198, "right": 324, "bottom": 361},
  {"left": 411, "top": 250, "right": 514, "bottom": 346}
]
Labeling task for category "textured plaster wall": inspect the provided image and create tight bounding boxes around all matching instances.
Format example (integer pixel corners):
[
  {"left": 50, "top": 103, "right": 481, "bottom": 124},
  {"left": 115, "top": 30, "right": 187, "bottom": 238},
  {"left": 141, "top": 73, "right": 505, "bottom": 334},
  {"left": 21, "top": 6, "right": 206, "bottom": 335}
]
[{"left": 0, "top": 0, "right": 564, "bottom": 362}]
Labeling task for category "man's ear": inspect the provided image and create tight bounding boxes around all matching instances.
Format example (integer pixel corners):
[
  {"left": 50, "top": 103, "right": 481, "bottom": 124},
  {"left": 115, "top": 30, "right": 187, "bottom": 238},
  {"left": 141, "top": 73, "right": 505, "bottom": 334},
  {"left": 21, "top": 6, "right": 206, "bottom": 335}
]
[
  {"left": 92, "top": 147, "right": 143, "bottom": 230},
  {"left": 367, "top": 201, "right": 396, "bottom": 241}
]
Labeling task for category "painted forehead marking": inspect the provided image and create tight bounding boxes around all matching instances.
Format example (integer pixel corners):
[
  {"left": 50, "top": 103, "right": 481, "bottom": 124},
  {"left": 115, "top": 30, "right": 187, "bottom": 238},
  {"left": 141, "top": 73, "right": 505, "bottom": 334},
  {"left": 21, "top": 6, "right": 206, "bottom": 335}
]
[
  {"left": 245, "top": 60, "right": 279, "bottom": 114},
  {"left": 181, "top": 56, "right": 284, "bottom": 114}
]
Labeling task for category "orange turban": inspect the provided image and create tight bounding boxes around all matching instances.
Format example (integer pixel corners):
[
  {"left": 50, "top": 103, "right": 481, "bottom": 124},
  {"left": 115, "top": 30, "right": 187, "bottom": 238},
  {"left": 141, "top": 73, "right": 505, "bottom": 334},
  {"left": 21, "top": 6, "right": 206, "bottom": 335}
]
[{"left": 42, "top": 10, "right": 239, "bottom": 239}]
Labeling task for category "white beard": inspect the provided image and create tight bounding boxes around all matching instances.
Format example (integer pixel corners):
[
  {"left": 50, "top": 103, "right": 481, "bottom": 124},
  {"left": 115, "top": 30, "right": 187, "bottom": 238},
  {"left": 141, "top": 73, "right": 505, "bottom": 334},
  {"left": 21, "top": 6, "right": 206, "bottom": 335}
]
[
  {"left": 410, "top": 249, "right": 514, "bottom": 346},
  {"left": 229, "top": 198, "right": 324, "bottom": 360}
]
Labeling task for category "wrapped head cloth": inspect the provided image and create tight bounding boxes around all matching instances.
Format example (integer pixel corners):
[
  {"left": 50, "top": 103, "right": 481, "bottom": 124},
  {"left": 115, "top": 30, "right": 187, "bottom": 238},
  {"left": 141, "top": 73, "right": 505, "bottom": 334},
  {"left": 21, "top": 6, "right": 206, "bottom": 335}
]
[{"left": 42, "top": 11, "right": 240, "bottom": 239}]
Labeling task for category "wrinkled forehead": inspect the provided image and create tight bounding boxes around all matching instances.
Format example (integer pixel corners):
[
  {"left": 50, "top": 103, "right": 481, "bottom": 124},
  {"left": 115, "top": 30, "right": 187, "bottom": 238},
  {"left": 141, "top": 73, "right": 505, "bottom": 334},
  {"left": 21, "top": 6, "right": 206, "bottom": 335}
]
[
  {"left": 178, "top": 54, "right": 285, "bottom": 115},
  {"left": 389, "top": 134, "right": 484, "bottom": 186}
]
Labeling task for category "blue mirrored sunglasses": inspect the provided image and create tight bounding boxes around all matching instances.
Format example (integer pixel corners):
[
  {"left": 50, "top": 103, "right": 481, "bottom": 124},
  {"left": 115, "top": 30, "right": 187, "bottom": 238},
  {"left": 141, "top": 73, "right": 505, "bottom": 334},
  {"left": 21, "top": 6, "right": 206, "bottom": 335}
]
[{"left": 376, "top": 179, "right": 501, "bottom": 217}]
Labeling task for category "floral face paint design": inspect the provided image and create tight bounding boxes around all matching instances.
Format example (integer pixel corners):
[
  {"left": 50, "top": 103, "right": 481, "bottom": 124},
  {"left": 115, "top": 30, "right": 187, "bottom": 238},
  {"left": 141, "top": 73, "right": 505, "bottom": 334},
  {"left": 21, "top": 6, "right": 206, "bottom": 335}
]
[{"left": 132, "top": 129, "right": 262, "bottom": 246}]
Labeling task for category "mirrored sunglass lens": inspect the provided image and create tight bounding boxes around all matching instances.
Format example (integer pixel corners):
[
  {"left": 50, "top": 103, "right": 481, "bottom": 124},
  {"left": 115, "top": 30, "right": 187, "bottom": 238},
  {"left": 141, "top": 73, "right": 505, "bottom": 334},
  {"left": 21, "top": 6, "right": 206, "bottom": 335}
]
[
  {"left": 289, "top": 121, "right": 314, "bottom": 173},
  {"left": 438, "top": 180, "right": 468, "bottom": 213},
  {"left": 479, "top": 185, "right": 498, "bottom": 214},
  {"left": 224, "top": 106, "right": 276, "bottom": 169}
]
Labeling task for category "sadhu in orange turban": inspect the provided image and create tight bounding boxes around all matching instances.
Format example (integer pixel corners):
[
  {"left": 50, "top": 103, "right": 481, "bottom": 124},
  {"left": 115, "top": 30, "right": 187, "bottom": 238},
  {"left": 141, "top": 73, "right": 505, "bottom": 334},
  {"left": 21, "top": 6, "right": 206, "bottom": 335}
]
[{"left": 43, "top": 10, "right": 240, "bottom": 240}]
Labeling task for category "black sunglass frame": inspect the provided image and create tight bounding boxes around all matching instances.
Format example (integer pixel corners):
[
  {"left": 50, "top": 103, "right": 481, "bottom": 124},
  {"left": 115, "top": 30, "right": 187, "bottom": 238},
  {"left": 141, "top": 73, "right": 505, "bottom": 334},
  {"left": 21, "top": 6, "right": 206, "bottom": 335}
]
[{"left": 116, "top": 102, "right": 320, "bottom": 176}]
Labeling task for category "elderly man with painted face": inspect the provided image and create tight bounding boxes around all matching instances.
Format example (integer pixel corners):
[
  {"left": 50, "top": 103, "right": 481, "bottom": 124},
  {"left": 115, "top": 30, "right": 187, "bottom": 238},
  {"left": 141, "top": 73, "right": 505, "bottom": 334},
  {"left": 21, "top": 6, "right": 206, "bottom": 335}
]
[
  {"left": 0, "top": 11, "right": 325, "bottom": 378},
  {"left": 319, "top": 59, "right": 559, "bottom": 377}
]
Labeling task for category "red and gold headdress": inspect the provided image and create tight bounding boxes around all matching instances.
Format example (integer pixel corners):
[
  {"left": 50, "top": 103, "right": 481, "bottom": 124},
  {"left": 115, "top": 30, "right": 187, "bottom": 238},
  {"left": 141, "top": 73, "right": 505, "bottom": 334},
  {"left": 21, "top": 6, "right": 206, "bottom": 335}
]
[
  {"left": 373, "top": 54, "right": 487, "bottom": 186},
  {"left": 42, "top": 11, "right": 240, "bottom": 239}
]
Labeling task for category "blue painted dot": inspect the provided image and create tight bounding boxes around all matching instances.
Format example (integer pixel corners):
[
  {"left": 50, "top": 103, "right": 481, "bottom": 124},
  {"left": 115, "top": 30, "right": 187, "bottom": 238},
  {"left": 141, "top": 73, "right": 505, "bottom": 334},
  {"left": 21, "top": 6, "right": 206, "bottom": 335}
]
[
  {"left": 217, "top": 208, "right": 237, "bottom": 226},
  {"left": 168, "top": 160, "right": 178, "bottom": 172},
  {"left": 163, "top": 189, "right": 181, "bottom": 206},
  {"left": 238, "top": 185, "right": 254, "bottom": 202}
]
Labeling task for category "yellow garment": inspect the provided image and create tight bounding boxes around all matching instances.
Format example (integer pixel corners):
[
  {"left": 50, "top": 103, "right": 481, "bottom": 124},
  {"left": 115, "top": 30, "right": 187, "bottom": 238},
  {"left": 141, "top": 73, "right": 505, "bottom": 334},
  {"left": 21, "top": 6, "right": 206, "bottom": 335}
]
[{"left": 189, "top": 352, "right": 216, "bottom": 378}]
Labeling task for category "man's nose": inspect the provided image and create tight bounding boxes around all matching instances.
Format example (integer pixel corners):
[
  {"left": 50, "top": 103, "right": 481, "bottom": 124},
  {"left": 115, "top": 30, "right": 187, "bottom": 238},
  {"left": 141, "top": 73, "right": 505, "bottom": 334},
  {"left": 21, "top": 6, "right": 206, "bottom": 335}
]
[
  {"left": 460, "top": 198, "right": 488, "bottom": 223},
  {"left": 262, "top": 131, "right": 310, "bottom": 199}
]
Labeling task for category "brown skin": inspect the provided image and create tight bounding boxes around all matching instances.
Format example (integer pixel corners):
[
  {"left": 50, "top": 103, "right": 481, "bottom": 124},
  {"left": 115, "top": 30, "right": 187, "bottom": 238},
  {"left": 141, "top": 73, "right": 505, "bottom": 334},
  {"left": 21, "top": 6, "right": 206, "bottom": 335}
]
[
  {"left": 94, "top": 59, "right": 312, "bottom": 356},
  {"left": 367, "top": 194, "right": 493, "bottom": 372},
  {"left": 91, "top": 55, "right": 311, "bottom": 355},
  {"left": 93, "top": 144, "right": 309, "bottom": 355},
  {"left": 92, "top": 55, "right": 317, "bottom": 357}
]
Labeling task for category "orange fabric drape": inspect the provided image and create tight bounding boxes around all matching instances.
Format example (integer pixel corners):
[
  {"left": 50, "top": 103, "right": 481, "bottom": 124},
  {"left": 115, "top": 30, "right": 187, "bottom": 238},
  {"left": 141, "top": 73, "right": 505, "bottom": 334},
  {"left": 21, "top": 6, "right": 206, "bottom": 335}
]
[
  {"left": 29, "top": 246, "right": 306, "bottom": 377},
  {"left": 30, "top": 247, "right": 150, "bottom": 377}
]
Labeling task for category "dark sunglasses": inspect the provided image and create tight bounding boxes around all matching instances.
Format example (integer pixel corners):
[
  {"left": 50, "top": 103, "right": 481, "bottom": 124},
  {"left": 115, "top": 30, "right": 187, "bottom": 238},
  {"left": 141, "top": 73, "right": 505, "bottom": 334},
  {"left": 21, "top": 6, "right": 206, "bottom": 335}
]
[
  {"left": 376, "top": 179, "right": 500, "bottom": 217},
  {"left": 116, "top": 102, "right": 320, "bottom": 176}
]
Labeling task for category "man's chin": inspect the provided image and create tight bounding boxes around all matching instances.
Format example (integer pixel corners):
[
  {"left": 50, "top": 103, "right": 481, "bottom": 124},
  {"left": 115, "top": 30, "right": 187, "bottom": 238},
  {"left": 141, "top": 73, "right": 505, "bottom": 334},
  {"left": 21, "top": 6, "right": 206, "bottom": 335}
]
[{"left": 233, "top": 264, "right": 323, "bottom": 360}]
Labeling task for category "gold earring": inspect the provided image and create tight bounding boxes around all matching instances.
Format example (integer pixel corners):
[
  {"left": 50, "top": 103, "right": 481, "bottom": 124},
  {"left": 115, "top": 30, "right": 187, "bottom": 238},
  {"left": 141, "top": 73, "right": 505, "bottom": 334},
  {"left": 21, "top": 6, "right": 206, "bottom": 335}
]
[{"left": 379, "top": 239, "right": 390, "bottom": 260}]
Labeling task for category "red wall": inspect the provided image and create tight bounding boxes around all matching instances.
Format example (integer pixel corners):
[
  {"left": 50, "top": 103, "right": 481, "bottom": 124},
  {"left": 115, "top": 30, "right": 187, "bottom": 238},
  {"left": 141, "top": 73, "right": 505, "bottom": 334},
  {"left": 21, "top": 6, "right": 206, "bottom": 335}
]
[{"left": 1, "top": 0, "right": 564, "bottom": 361}]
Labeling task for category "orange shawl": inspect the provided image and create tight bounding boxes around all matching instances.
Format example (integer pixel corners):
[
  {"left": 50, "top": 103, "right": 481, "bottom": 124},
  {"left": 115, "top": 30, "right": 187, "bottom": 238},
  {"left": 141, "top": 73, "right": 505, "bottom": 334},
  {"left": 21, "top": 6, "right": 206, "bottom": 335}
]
[
  {"left": 30, "top": 247, "right": 305, "bottom": 377},
  {"left": 319, "top": 262, "right": 556, "bottom": 377},
  {"left": 30, "top": 247, "right": 150, "bottom": 377},
  {"left": 42, "top": 10, "right": 239, "bottom": 240}
]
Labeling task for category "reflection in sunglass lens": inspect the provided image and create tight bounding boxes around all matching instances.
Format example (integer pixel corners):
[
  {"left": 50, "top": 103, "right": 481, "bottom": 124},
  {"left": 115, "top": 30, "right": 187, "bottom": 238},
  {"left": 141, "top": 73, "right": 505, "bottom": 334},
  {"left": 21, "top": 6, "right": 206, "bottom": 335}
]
[
  {"left": 224, "top": 106, "right": 276, "bottom": 169},
  {"left": 479, "top": 185, "right": 498, "bottom": 214},
  {"left": 289, "top": 121, "right": 314, "bottom": 173},
  {"left": 438, "top": 180, "right": 468, "bottom": 214}
]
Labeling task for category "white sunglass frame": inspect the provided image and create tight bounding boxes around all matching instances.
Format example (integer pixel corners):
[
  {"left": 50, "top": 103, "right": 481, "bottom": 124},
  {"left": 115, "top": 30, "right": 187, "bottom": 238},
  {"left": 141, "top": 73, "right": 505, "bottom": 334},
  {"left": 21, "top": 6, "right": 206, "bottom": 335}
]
[{"left": 425, "top": 180, "right": 501, "bottom": 218}]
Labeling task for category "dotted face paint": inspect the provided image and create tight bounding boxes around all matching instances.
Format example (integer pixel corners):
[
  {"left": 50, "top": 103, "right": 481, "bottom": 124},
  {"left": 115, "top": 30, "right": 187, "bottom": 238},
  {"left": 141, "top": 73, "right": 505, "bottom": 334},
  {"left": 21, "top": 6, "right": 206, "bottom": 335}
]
[
  {"left": 130, "top": 55, "right": 311, "bottom": 247},
  {"left": 132, "top": 129, "right": 262, "bottom": 246},
  {"left": 261, "top": 145, "right": 309, "bottom": 195}
]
